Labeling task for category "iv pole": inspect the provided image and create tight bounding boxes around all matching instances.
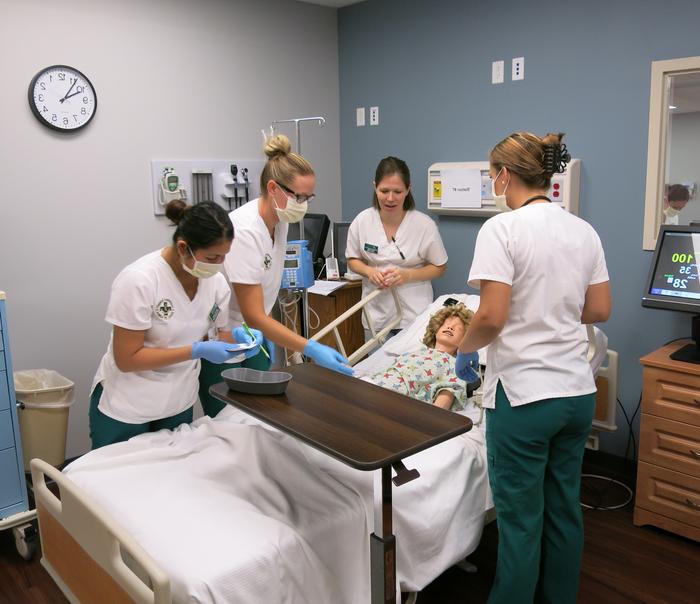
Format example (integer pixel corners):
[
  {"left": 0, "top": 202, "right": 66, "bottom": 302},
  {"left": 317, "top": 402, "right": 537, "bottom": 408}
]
[{"left": 270, "top": 116, "right": 326, "bottom": 343}]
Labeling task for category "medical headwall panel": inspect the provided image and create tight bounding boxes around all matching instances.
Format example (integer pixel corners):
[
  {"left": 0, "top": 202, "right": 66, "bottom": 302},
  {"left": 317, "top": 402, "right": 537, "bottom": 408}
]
[
  {"left": 427, "top": 159, "right": 581, "bottom": 217},
  {"left": 150, "top": 159, "right": 266, "bottom": 216}
]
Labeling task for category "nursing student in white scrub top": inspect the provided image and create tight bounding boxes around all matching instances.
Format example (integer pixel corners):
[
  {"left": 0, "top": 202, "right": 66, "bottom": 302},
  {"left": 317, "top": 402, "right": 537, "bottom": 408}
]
[
  {"left": 90, "top": 201, "right": 261, "bottom": 449},
  {"left": 198, "top": 134, "right": 352, "bottom": 417},
  {"left": 455, "top": 132, "right": 611, "bottom": 604},
  {"left": 346, "top": 156, "right": 448, "bottom": 339}
]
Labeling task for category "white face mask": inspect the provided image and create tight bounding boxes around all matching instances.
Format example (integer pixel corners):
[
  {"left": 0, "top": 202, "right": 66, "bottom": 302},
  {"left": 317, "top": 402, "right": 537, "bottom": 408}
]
[
  {"left": 664, "top": 205, "right": 681, "bottom": 218},
  {"left": 182, "top": 246, "right": 222, "bottom": 279},
  {"left": 492, "top": 168, "right": 511, "bottom": 212},
  {"left": 274, "top": 194, "right": 308, "bottom": 223}
]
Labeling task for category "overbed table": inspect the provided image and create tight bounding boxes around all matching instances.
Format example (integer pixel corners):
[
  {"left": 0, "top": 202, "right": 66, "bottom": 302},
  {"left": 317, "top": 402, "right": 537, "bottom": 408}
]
[{"left": 210, "top": 363, "right": 472, "bottom": 604}]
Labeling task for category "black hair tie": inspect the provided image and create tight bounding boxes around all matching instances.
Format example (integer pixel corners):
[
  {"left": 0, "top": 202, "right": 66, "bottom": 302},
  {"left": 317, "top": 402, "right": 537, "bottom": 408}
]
[{"left": 543, "top": 143, "right": 571, "bottom": 174}]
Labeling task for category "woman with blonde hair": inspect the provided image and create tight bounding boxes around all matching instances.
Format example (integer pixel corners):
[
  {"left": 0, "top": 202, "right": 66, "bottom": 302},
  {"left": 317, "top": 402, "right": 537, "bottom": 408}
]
[
  {"left": 456, "top": 132, "right": 611, "bottom": 603},
  {"left": 199, "top": 134, "right": 352, "bottom": 416}
]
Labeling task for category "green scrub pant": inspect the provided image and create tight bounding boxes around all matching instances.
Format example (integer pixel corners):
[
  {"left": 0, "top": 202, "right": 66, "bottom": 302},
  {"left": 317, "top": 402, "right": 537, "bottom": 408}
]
[
  {"left": 485, "top": 382, "right": 595, "bottom": 604},
  {"left": 198, "top": 350, "right": 271, "bottom": 418},
  {"left": 89, "top": 383, "right": 194, "bottom": 450}
]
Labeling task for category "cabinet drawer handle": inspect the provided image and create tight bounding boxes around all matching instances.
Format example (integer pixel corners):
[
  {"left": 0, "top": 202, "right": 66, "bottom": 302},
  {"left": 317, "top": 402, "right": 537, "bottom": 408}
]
[
  {"left": 694, "top": 399, "right": 700, "bottom": 405},
  {"left": 687, "top": 499, "right": 700, "bottom": 510},
  {"left": 692, "top": 450, "right": 700, "bottom": 459}
]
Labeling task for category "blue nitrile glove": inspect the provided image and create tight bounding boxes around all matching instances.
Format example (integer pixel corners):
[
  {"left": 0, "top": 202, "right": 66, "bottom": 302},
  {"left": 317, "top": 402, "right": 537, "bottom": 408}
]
[
  {"left": 263, "top": 337, "right": 276, "bottom": 364},
  {"left": 192, "top": 340, "right": 239, "bottom": 364},
  {"left": 455, "top": 351, "right": 480, "bottom": 384},
  {"left": 303, "top": 340, "right": 353, "bottom": 376},
  {"left": 232, "top": 327, "right": 262, "bottom": 360}
]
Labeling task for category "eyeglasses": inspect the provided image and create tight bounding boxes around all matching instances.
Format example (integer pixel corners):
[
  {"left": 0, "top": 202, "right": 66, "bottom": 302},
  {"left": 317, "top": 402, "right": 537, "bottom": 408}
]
[{"left": 275, "top": 181, "right": 315, "bottom": 204}]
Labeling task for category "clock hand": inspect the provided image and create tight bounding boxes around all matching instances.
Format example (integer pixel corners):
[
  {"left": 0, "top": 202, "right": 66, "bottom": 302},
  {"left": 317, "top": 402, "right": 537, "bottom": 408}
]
[
  {"left": 63, "top": 89, "right": 84, "bottom": 101},
  {"left": 59, "top": 79, "right": 78, "bottom": 103}
]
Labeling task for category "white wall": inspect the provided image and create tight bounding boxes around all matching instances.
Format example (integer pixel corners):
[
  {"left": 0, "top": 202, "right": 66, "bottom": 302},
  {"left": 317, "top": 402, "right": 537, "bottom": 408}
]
[
  {"left": 669, "top": 111, "right": 700, "bottom": 223},
  {"left": 0, "top": 0, "right": 341, "bottom": 457}
]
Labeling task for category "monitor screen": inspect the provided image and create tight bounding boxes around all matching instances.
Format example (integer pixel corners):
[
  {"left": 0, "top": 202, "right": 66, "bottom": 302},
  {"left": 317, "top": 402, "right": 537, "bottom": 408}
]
[
  {"left": 643, "top": 226, "right": 700, "bottom": 313},
  {"left": 333, "top": 222, "right": 351, "bottom": 276},
  {"left": 287, "top": 213, "right": 330, "bottom": 262}
]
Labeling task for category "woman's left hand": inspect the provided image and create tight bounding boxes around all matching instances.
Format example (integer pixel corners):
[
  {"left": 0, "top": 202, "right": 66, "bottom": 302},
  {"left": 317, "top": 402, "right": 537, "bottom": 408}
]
[{"left": 381, "top": 267, "right": 410, "bottom": 287}]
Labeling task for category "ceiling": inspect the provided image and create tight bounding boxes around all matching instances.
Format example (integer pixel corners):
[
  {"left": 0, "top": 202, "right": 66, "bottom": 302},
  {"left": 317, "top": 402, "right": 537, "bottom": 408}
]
[{"left": 295, "top": 0, "right": 367, "bottom": 7}]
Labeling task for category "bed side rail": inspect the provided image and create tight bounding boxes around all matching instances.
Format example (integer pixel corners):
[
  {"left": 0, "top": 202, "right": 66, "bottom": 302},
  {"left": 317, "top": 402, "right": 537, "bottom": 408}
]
[
  {"left": 30, "top": 458, "right": 171, "bottom": 604},
  {"left": 311, "top": 287, "right": 402, "bottom": 365}
]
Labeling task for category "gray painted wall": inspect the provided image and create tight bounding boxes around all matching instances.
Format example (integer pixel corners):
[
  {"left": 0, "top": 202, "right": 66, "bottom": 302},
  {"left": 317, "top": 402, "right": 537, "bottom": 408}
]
[
  {"left": 338, "top": 0, "right": 700, "bottom": 455},
  {"left": 1, "top": 0, "right": 340, "bottom": 457}
]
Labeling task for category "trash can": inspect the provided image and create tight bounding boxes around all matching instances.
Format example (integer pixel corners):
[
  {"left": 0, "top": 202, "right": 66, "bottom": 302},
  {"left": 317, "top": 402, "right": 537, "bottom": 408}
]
[{"left": 13, "top": 370, "right": 74, "bottom": 471}]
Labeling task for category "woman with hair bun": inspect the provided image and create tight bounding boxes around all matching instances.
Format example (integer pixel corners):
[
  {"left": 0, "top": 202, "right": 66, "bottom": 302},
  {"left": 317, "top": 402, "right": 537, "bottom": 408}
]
[
  {"left": 89, "top": 200, "right": 261, "bottom": 449},
  {"left": 456, "top": 132, "right": 611, "bottom": 603},
  {"left": 198, "top": 134, "right": 352, "bottom": 417}
]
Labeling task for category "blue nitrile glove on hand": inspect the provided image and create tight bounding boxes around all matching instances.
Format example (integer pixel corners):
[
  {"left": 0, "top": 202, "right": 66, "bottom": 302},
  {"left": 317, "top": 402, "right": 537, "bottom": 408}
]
[
  {"left": 455, "top": 351, "right": 481, "bottom": 384},
  {"left": 192, "top": 340, "right": 239, "bottom": 364},
  {"left": 303, "top": 340, "right": 353, "bottom": 376},
  {"left": 263, "top": 337, "right": 276, "bottom": 364},
  {"left": 232, "top": 327, "right": 263, "bottom": 360}
]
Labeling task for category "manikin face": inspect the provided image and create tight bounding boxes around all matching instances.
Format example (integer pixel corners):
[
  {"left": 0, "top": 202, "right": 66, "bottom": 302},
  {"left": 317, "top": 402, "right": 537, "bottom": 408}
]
[{"left": 433, "top": 315, "right": 467, "bottom": 354}]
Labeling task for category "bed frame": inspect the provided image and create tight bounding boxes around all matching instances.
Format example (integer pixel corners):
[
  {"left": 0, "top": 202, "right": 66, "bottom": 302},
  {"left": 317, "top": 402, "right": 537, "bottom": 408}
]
[
  {"left": 30, "top": 459, "right": 170, "bottom": 604},
  {"left": 30, "top": 298, "right": 617, "bottom": 603}
]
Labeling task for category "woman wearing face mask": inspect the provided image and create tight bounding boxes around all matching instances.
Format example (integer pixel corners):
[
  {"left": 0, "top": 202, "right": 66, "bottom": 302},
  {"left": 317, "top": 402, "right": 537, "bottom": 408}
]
[
  {"left": 198, "top": 134, "right": 352, "bottom": 417},
  {"left": 89, "top": 200, "right": 261, "bottom": 449},
  {"left": 346, "top": 156, "right": 448, "bottom": 341},
  {"left": 455, "top": 132, "right": 611, "bottom": 604}
]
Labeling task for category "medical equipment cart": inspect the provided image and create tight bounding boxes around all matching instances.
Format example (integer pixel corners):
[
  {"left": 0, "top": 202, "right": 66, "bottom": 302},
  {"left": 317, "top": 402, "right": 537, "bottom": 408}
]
[
  {"left": 0, "top": 291, "right": 38, "bottom": 559},
  {"left": 210, "top": 363, "right": 472, "bottom": 604}
]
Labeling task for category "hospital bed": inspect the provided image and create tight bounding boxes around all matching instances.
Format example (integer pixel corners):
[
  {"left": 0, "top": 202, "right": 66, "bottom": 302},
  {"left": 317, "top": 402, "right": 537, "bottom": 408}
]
[{"left": 30, "top": 291, "right": 615, "bottom": 604}]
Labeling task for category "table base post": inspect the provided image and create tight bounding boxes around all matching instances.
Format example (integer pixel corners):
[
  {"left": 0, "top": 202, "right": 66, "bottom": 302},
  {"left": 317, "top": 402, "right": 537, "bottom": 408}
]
[
  {"left": 370, "top": 533, "right": 396, "bottom": 604},
  {"left": 371, "top": 466, "right": 396, "bottom": 604}
]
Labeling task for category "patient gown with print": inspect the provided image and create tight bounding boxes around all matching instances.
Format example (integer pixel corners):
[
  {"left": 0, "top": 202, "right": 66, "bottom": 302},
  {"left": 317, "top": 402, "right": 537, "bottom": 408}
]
[{"left": 367, "top": 346, "right": 468, "bottom": 411}]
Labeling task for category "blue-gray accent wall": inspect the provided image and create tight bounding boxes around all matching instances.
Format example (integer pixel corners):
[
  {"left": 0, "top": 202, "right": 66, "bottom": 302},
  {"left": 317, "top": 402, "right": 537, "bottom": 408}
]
[{"left": 338, "top": 0, "right": 700, "bottom": 455}]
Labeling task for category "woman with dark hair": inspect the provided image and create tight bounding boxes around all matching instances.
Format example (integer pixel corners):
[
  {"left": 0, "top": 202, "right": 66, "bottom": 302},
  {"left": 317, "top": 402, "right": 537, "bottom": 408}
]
[
  {"left": 456, "top": 132, "right": 611, "bottom": 603},
  {"left": 346, "top": 156, "right": 448, "bottom": 339},
  {"left": 89, "top": 200, "right": 260, "bottom": 449}
]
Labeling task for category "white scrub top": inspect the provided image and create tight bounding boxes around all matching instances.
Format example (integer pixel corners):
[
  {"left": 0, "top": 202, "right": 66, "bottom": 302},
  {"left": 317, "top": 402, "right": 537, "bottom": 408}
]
[
  {"left": 346, "top": 208, "right": 448, "bottom": 329},
  {"left": 468, "top": 203, "right": 609, "bottom": 409},
  {"left": 664, "top": 212, "right": 680, "bottom": 225},
  {"left": 93, "top": 250, "right": 231, "bottom": 423},
  {"left": 224, "top": 198, "right": 288, "bottom": 328}
]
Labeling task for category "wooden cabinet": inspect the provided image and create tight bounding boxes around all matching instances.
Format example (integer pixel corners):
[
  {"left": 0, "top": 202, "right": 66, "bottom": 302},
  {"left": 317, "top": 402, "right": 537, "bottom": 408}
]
[
  {"left": 282, "top": 280, "right": 364, "bottom": 358},
  {"left": 0, "top": 292, "right": 30, "bottom": 520},
  {"left": 634, "top": 341, "right": 700, "bottom": 541}
]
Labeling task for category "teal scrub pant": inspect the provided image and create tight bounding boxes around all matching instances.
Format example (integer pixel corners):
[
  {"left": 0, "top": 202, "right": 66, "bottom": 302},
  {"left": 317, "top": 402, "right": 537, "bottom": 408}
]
[
  {"left": 89, "top": 383, "right": 194, "bottom": 450},
  {"left": 198, "top": 350, "right": 271, "bottom": 418},
  {"left": 485, "top": 382, "right": 595, "bottom": 604}
]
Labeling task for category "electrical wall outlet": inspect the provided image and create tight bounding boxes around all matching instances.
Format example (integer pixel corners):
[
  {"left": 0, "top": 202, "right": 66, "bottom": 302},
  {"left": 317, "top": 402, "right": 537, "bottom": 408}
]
[
  {"left": 369, "top": 106, "right": 379, "bottom": 126},
  {"left": 512, "top": 57, "right": 524, "bottom": 81},
  {"left": 356, "top": 107, "right": 365, "bottom": 127},
  {"left": 492, "top": 60, "right": 504, "bottom": 84}
]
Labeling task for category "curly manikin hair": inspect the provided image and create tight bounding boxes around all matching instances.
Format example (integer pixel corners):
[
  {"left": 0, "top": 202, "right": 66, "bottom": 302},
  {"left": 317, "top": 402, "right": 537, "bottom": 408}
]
[{"left": 422, "top": 303, "right": 473, "bottom": 348}]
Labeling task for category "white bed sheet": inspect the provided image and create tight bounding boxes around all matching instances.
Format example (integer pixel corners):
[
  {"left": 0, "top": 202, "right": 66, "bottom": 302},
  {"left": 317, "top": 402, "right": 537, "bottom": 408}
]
[{"left": 64, "top": 406, "right": 490, "bottom": 603}]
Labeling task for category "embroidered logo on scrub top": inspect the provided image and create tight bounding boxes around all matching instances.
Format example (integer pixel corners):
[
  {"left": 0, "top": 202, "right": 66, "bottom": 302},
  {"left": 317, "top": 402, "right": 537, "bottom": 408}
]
[
  {"left": 364, "top": 243, "right": 379, "bottom": 254},
  {"left": 154, "top": 298, "right": 174, "bottom": 320},
  {"left": 263, "top": 253, "right": 272, "bottom": 270}
]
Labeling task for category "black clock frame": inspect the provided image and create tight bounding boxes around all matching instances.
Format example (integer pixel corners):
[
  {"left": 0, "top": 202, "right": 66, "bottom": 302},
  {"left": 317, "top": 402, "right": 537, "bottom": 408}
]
[{"left": 28, "top": 64, "right": 97, "bottom": 132}]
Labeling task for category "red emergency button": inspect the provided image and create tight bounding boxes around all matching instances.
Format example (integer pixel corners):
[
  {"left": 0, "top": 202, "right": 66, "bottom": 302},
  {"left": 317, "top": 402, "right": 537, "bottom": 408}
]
[
  {"left": 553, "top": 183, "right": 560, "bottom": 190},
  {"left": 553, "top": 191, "right": 560, "bottom": 197}
]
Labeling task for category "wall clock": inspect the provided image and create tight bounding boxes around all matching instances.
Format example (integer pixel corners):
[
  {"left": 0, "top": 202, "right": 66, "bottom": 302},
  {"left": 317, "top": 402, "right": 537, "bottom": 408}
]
[{"left": 28, "top": 65, "right": 97, "bottom": 132}]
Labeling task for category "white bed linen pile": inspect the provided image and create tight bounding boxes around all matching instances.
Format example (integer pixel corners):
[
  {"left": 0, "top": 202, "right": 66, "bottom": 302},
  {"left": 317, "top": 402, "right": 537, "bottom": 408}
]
[{"left": 64, "top": 406, "right": 490, "bottom": 603}]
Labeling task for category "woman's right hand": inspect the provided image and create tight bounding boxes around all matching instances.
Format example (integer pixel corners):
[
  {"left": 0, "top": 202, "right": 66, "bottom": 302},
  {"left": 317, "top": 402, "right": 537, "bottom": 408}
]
[
  {"left": 366, "top": 267, "right": 387, "bottom": 288},
  {"left": 191, "top": 340, "right": 238, "bottom": 364}
]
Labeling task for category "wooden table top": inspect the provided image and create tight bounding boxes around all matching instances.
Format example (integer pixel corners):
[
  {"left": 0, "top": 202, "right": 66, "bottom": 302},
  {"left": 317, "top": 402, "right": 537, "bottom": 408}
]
[{"left": 210, "top": 363, "right": 472, "bottom": 471}]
